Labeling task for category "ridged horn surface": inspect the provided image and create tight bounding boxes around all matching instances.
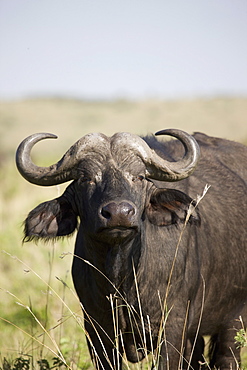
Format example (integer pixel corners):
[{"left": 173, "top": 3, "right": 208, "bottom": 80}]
[
  {"left": 111, "top": 129, "right": 200, "bottom": 181},
  {"left": 16, "top": 132, "right": 108, "bottom": 186}
]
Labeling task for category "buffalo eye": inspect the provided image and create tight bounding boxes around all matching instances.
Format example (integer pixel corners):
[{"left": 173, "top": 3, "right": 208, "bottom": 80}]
[
  {"left": 77, "top": 177, "right": 95, "bottom": 185},
  {"left": 133, "top": 175, "right": 145, "bottom": 182}
]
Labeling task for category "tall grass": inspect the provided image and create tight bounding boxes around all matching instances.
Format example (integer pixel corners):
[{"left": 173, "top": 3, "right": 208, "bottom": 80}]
[
  {"left": 0, "top": 158, "right": 89, "bottom": 367},
  {"left": 0, "top": 249, "right": 91, "bottom": 369}
]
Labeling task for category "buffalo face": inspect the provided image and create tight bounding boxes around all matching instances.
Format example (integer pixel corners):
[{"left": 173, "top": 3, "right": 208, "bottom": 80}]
[
  {"left": 71, "top": 156, "right": 149, "bottom": 244},
  {"left": 23, "top": 166, "right": 199, "bottom": 246}
]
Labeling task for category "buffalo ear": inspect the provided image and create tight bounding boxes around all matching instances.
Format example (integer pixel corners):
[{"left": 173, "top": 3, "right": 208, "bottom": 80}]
[
  {"left": 24, "top": 196, "right": 78, "bottom": 242},
  {"left": 146, "top": 189, "right": 200, "bottom": 226}
]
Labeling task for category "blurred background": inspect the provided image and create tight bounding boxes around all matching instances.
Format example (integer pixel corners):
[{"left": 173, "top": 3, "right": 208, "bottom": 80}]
[{"left": 0, "top": 0, "right": 247, "bottom": 366}]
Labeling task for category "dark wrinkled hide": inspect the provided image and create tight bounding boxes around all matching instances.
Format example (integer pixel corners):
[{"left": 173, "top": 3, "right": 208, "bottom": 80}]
[{"left": 24, "top": 133, "right": 247, "bottom": 370}]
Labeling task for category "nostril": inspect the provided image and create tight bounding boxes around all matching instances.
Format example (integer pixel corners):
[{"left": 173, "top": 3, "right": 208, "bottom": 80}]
[
  {"left": 129, "top": 208, "right": 135, "bottom": 216},
  {"left": 121, "top": 202, "right": 135, "bottom": 216},
  {"left": 101, "top": 206, "right": 112, "bottom": 220},
  {"left": 101, "top": 202, "right": 117, "bottom": 220}
]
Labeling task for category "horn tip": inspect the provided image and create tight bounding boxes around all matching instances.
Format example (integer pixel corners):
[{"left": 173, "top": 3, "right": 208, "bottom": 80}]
[
  {"left": 38, "top": 133, "right": 58, "bottom": 139},
  {"left": 155, "top": 129, "right": 180, "bottom": 136}
]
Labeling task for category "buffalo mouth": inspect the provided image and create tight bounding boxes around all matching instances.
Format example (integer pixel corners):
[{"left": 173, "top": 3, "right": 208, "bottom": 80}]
[{"left": 96, "top": 226, "right": 138, "bottom": 242}]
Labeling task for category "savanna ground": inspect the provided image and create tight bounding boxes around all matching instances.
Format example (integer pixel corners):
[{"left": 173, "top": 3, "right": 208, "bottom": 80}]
[{"left": 0, "top": 97, "right": 247, "bottom": 369}]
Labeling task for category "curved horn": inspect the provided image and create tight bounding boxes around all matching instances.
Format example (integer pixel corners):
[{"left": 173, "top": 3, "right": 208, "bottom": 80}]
[
  {"left": 151, "top": 128, "right": 200, "bottom": 181},
  {"left": 16, "top": 132, "right": 108, "bottom": 186},
  {"left": 112, "top": 129, "right": 200, "bottom": 181}
]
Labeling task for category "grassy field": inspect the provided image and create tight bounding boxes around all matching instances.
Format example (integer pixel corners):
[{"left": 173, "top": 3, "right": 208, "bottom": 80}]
[{"left": 0, "top": 97, "right": 246, "bottom": 369}]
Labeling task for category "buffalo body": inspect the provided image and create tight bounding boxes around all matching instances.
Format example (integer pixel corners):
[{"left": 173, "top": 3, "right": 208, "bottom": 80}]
[{"left": 17, "top": 131, "right": 247, "bottom": 370}]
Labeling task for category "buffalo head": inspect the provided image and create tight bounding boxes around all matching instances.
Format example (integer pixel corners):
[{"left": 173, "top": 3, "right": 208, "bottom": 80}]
[{"left": 16, "top": 129, "right": 200, "bottom": 246}]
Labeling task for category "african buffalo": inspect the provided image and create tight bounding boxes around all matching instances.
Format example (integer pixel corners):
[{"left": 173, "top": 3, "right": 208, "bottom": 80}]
[{"left": 16, "top": 129, "right": 247, "bottom": 370}]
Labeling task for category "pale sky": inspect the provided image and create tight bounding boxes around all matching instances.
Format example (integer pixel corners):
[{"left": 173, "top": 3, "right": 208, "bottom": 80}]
[{"left": 0, "top": 0, "right": 247, "bottom": 100}]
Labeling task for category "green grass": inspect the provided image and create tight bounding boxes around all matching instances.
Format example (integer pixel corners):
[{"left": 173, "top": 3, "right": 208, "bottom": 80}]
[
  {"left": 0, "top": 97, "right": 247, "bottom": 369},
  {"left": 0, "top": 246, "right": 91, "bottom": 369},
  {"left": 0, "top": 159, "right": 91, "bottom": 368}
]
